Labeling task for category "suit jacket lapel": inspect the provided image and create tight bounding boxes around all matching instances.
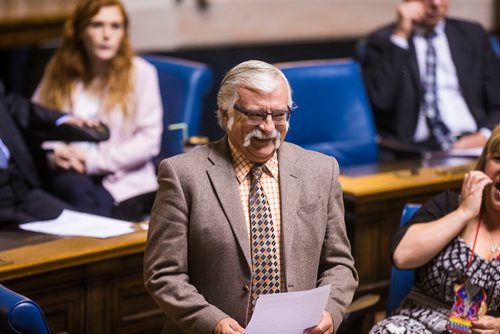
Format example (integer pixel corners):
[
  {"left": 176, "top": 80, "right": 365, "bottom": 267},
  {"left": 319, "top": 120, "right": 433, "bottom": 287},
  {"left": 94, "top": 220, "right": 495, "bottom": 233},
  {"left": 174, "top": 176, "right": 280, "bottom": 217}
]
[
  {"left": 277, "top": 143, "right": 299, "bottom": 277},
  {"left": 408, "top": 35, "right": 421, "bottom": 94},
  {"left": 206, "top": 140, "right": 301, "bottom": 276},
  {"left": 207, "top": 138, "right": 251, "bottom": 270},
  {"left": 445, "top": 20, "right": 468, "bottom": 94}
]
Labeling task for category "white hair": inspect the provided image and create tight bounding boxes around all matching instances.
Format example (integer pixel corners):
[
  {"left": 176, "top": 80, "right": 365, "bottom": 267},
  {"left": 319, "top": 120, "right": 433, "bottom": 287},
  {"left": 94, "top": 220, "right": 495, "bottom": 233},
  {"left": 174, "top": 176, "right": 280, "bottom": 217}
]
[{"left": 216, "top": 60, "right": 293, "bottom": 130}]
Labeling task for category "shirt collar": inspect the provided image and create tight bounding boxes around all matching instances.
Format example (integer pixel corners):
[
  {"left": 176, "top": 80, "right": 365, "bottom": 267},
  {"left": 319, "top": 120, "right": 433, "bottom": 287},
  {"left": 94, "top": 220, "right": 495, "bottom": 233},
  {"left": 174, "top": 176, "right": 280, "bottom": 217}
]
[{"left": 228, "top": 138, "right": 279, "bottom": 183}]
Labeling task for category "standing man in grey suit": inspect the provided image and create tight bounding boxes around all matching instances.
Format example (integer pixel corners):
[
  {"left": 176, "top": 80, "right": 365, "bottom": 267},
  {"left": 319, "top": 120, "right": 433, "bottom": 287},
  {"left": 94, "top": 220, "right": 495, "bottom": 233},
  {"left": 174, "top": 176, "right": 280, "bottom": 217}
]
[
  {"left": 363, "top": 0, "right": 500, "bottom": 151},
  {"left": 144, "top": 60, "right": 358, "bottom": 334}
]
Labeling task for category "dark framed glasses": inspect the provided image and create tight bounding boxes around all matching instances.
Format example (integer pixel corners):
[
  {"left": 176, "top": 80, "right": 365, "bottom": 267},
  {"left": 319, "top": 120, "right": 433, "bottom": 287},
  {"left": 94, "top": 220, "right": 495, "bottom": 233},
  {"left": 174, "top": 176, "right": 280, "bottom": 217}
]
[{"left": 233, "top": 104, "right": 292, "bottom": 125}]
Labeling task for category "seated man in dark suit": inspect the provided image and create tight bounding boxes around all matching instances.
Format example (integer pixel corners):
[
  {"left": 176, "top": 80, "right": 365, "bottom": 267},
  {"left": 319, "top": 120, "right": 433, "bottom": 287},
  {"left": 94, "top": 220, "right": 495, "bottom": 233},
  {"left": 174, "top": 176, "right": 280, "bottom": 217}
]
[
  {"left": 362, "top": 0, "right": 500, "bottom": 152},
  {"left": 0, "top": 81, "right": 108, "bottom": 224}
]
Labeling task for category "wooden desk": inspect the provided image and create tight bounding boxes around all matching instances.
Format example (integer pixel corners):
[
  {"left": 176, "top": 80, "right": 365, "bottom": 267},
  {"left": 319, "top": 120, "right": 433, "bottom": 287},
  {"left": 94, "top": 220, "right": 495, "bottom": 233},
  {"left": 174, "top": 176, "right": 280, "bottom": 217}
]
[
  {"left": 0, "top": 1, "right": 75, "bottom": 48},
  {"left": 341, "top": 159, "right": 475, "bottom": 304},
  {"left": 0, "top": 227, "right": 164, "bottom": 333},
  {"left": 0, "top": 158, "right": 475, "bottom": 332}
]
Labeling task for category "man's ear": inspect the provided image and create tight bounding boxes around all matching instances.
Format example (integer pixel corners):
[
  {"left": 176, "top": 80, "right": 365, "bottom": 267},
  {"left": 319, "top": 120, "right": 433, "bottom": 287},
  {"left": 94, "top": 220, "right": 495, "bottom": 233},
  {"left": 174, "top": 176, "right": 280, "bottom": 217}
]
[{"left": 220, "top": 108, "right": 229, "bottom": 126}]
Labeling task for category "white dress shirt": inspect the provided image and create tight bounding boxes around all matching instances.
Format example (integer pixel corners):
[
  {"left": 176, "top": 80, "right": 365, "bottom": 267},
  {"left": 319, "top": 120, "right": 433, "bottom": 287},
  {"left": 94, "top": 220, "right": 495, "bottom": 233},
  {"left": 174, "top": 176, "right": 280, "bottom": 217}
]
[{"left": 391, "top": 21, "right": 484, "bottom": 142}]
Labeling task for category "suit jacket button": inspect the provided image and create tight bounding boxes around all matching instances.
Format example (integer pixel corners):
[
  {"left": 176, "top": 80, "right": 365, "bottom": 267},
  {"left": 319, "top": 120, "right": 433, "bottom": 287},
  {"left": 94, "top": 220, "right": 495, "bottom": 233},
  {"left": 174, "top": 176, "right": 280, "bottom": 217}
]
[{"left": 242, "top": 285, "right": 250, "bottom": 293}]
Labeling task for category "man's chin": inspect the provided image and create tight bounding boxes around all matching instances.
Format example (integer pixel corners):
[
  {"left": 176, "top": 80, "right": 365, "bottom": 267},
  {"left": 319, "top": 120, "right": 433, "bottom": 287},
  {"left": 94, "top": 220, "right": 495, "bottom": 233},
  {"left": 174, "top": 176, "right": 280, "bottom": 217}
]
[
  {"left": 246, "top": 145, "right": 276, "bottom": 162},
  {"left": 421, "top": 17, "right": 442, "bottom": 28}
]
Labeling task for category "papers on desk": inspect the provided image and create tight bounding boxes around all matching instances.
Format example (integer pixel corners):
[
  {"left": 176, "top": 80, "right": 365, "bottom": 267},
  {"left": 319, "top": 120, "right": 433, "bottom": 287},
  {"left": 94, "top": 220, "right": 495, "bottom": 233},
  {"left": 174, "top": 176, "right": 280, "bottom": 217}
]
[
  {"left": 19, "top": 209, "right": 136, "bottom": 238},
  {"left": 444, "top": 147, "right": 482, "bottom": 157},
  {"left": 245, "top": 284, "right": 331, "bottom": 334}
]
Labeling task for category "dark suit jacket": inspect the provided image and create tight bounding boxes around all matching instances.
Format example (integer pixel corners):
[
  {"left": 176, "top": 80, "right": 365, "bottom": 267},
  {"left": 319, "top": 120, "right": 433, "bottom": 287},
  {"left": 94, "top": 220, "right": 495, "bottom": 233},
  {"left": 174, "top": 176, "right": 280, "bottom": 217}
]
[
  {"left": 0, "top": 81, "right": 108, "bottom": 223},
  {"left": 144, "top": 138, "right": 358, "bottom": 334},
  {"left": 363, "top": 18, "right": 500, "bottom": 145}
]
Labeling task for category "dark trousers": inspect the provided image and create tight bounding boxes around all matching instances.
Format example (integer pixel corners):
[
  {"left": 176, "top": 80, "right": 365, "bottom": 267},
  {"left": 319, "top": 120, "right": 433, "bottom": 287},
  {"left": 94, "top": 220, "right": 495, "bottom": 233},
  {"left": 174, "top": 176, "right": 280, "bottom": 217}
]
[
  {"left": 0, "top": 165, "right": 69, "bottom": 224},
  {"left": 50, "top": 170, "right": 115, "bottom": 218},
  {"left": 50, "top": 170, "right": 155, "bottom": 221},
  {"left": 113, "top": 191, "right": 156, "bottom": 221},
  {"left": 0, "top": 188, "right": 70, "bottom": 224}
]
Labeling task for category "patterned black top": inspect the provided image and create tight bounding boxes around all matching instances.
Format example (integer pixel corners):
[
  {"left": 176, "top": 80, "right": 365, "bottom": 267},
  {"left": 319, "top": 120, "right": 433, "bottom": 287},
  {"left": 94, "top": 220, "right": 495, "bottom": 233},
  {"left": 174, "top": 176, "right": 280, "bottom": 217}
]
[{"left": 371, "top": 190, "right": 500, "bottom": 334}]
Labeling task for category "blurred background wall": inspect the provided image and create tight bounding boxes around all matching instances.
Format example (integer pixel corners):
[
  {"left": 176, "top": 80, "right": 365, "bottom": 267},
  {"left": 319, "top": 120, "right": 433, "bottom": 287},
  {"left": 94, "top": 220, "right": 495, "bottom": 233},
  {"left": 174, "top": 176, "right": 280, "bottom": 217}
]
[{"left": 1, "top": 0, "right": 498, "bottom": 138}]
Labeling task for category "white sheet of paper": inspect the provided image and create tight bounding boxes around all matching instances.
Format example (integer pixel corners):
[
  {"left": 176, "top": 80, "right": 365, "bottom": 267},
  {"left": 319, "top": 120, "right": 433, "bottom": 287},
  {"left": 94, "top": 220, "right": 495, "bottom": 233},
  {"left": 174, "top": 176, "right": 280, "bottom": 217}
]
[
  {"left": 446, "top": 147, "right": 482, "bottom": 157},
  {"left": 19, "top": 209, "right": 136, "bottom": 238},
  {"left": 245, "top": 284, "right": 331, "bottom": 334}
]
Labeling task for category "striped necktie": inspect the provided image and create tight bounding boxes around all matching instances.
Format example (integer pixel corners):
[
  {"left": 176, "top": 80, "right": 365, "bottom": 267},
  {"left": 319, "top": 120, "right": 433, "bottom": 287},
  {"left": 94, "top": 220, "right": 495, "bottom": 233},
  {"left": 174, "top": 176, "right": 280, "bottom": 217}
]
[
  {"left": 422, "top": 32, "right": 455, "bottom": 150},
  {"left": 249, "top": 164, "right": 280, "bottom": 311}
]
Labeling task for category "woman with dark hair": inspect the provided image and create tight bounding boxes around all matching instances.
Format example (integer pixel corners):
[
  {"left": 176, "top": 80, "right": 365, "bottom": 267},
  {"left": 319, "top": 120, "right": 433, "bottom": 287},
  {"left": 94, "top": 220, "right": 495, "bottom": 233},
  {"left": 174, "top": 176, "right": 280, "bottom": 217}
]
[
  {"left": 371, "top": 125, "right": 500, "bottom": 333},
  {"left": 33, "top": 0, "right": 163, "bottom": 221}
]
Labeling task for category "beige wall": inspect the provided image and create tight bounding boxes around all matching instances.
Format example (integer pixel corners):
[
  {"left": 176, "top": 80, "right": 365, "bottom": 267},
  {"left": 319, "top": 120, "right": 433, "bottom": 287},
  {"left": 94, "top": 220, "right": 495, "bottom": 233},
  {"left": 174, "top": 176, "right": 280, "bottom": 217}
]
[
  {"left": 0, "top": 0, "right": 496, "bottom": 51},
  {"left": 123, "top": 0, "right": 497, "bottom": 51}
]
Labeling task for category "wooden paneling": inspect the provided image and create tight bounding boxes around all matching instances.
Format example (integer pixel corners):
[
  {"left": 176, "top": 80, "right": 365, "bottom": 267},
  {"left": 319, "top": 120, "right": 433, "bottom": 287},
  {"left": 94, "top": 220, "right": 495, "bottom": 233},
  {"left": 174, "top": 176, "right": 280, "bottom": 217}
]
[
  {"left": 0, "top": 0, "right": 75, "bottom": 47},
  {"left": 2, "top": 254, "right": 164, "bottom": 333},
  {"left": 4, "top": 266, "right": 86, "bottom": 333},
  {"left": 0, "top": 229, "right": 164, "bottom": 334}
]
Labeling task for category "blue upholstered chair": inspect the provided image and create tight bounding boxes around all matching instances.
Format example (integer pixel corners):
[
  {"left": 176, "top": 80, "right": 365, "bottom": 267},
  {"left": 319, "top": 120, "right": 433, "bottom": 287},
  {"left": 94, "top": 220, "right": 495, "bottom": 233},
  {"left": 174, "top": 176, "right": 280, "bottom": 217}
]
[
  {"left": 386, "top": 203, "right": 422, "bottom": 314},
  {"left": 0, "top": 284, "right": 50, "bottom": 334},
  {"left": 277, "top": 59, "right": 378, "bottom": 167},
  {"left": 142, "top": 55, "right": 213, "bottom": 164}
]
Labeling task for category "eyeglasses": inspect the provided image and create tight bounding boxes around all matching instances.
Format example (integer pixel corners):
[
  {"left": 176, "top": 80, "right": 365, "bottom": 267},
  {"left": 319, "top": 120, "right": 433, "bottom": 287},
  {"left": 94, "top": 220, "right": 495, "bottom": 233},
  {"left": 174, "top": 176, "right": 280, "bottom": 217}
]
[{"left": 233, "top": 104, "right": 292, "bottom": 125}]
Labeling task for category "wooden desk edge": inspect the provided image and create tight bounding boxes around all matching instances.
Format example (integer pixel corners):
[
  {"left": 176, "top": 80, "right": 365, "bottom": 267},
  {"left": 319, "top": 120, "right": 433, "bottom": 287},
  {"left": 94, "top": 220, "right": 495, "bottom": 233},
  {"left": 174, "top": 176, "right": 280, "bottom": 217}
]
[
  {"left": 0, "top": 230, "right": 148, "bottom": 281},
  {"left": 340, "top": 163, "right": 471, "bottom": 198}
]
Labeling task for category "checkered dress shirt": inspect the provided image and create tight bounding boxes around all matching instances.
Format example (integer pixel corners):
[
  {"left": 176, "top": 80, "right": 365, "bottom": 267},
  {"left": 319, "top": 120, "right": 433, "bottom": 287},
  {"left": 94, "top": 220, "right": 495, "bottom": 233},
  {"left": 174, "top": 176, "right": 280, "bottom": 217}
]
[{"left": 228, "top": 140, "right": 286, "bottom": 292}]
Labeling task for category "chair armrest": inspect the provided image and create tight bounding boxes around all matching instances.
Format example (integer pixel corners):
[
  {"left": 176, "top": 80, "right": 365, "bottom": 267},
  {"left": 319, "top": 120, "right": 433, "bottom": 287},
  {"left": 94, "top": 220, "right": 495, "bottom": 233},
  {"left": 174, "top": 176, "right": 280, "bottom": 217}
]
[
  {"left": 346, "top": 294, "right": 380, "bottom": 318},
  {"left": 185, "top": 136, "right": 209, "bottom": 146},
  {"left": 347, "top": 293, "right": 381, "bottom": 314},
  {"left": 338, "top": 294, "right": 380, "bottom": 333},
  {"left": 44, "top": 121, "right": 110, "bottom": 142},
  {"left": 377, "top": 136, "right": 428, "bottom": 159},
  {"left": 0, "top": 284, "right": 50, "bottom": 334},
  {"left": 8, "top": 301, "right": 50, "bottom": 334}
]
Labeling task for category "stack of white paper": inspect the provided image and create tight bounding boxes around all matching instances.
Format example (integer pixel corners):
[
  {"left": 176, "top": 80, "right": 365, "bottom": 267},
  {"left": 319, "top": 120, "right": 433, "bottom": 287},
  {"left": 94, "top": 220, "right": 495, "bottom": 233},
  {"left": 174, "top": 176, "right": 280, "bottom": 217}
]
[
  {"left": 445, "top": 147, "right": 482, "bottom": 157},
  {"left": 245, "top": 284, "right": 331, "bottom": 334},
  {"left": 19, "top": 209, "right": 136, "bottom": 238}
]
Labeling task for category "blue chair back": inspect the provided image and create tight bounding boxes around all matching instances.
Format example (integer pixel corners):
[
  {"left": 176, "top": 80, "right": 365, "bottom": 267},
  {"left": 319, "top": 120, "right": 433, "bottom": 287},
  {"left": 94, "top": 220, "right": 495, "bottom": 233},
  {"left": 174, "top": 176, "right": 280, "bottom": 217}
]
[
  {"left": 0, "top": 284, "right": 50, "bottom": 334},
  {"left": 386, "top": 203, "right": 421, "bottom": 313},
  {"left": 277, "top": 59, "right": 378, "bottom": 167},
  {"left": 490, "top": 35, "right": 500, "bottom": 58},
  {"left": 142, "top": 55, "right": 213, "bottom": 163}
]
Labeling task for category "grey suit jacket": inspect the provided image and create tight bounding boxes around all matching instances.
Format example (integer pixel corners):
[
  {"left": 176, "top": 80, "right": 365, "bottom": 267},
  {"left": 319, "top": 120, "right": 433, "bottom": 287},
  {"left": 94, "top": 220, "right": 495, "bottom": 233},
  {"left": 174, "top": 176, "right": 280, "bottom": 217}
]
[{"left": 144, "top": 137, "right": 358, "bottom": 334}]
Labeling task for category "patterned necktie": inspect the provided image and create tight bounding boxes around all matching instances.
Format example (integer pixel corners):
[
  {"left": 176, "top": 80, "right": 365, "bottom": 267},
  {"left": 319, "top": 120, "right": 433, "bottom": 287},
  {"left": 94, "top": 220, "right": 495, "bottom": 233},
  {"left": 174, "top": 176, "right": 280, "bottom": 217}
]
[
  {"left": 422, "top": 32, "right": 455, "bottom": 150},
  {"left": 249, "top": 164, "right": 280, "bottom": 311}
]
